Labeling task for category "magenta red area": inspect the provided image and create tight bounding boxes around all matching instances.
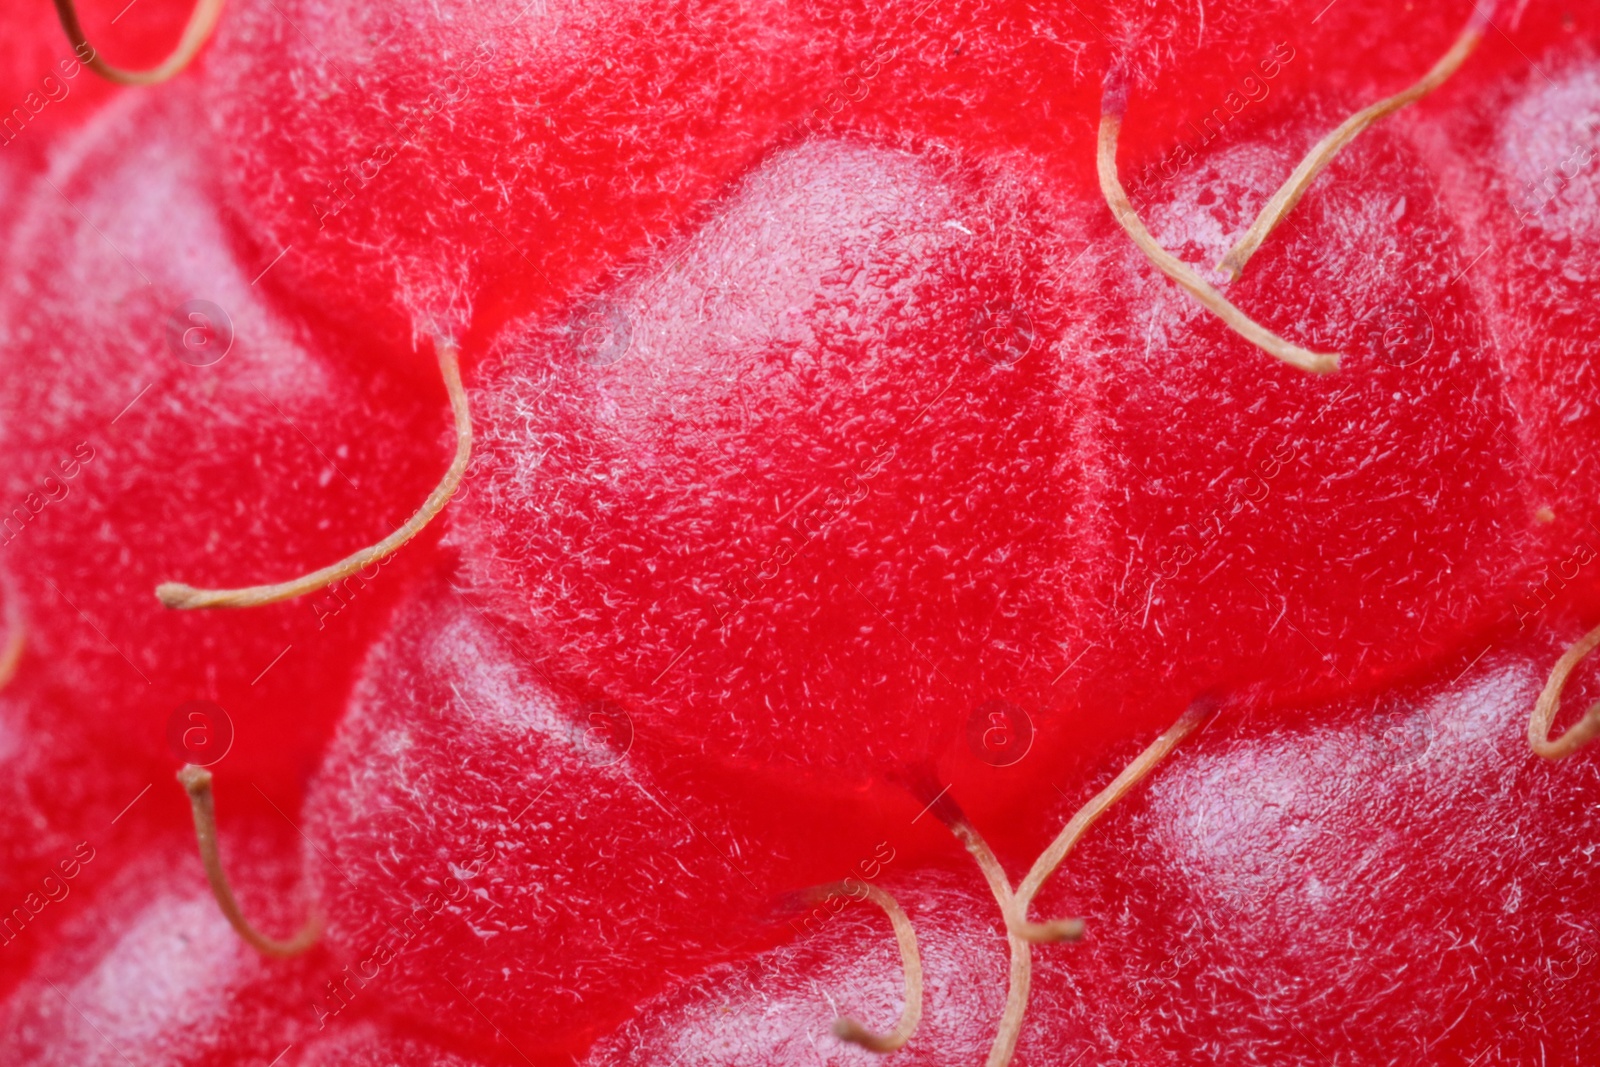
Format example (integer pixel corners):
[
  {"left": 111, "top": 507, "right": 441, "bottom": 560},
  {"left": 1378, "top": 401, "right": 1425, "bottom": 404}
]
[{"left": 0, "top": 1, "right": 1597, "bottom": 1063}]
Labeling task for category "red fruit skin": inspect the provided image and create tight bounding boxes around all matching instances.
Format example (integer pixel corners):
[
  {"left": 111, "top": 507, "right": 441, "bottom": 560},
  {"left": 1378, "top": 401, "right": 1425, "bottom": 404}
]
[
  {"left": 583, "top": 636, "right": 1600, "bottom": 1066},
  {"left": 0, "top": 87, "right": 444, "bottom": 795},
  {"left": 0, "top": 824, "right": 338, "bottom": 1067},
  {"left": 0, "top": 666, "right": 167, "bottom": 997},
  {"left": 303, "top": 571, "right": 948, "bottom": 1057},
  {"left": 1013, "top": 630, "right": 1600, "bottom": 1066},
  {"left": 1098, "top": 0, "right": 1487, "bottom": 152},
  {"left": 826, "top": 0, "right": 1505, "bottom": 211},
  {"left": 0, "top": 82, "right": 442, "bottom": 989},
  {"left": 1418, "top": 33, "right": 1600, "bottom": 617},
  {"left": 448, "top": 136, "right": 1087, "bottom": 786},
  {"left": 1, "top": 824, "right": 500, "bottom": 1066},
  {"left": 452, "top": 94, "right": 1547, "bottom": 801},
  {"left": 1035, "top": 97, "right": 1539, "bottom": 776},
  {"left": 0, "top": 4, "right": 1594, "bottom": 1064},
  {"left": 202, "top": 0, "right": 879, "bottom": 366},
  {"left": 286, "top": 1023, "right": 501, "bottom": 1067},
  {"left": 585, "top": 870, "right": 1008, "bottom": 1067},
  {"left": 0, "top": 0, "right": 198, "bottom": 158},
  {"left": 196, "top": 0, "right": 1507, "bottom": 375}
]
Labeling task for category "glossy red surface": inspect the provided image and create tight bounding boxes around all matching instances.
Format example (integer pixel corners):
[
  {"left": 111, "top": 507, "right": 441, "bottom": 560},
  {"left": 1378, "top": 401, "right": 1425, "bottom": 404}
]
[
  {"left": 0, "top": 0, "right": 1596, "bottom": 1063},
  {"left": 589, "top": 630, "right": 1600, "bottom": 1066}
]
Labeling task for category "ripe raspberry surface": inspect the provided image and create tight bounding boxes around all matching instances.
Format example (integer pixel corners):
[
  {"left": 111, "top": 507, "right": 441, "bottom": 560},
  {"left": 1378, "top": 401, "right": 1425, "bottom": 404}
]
[{"left": 0, "top": 1, "right": 1596, "bottom": 1065}]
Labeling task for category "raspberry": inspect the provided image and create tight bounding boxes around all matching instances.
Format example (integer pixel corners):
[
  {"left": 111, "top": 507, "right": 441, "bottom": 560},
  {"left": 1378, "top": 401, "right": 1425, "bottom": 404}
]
[
  {"left": 2, "top": 2, "right": 1598, "bottom": 1065},
  {"left": 587, "top": 632, "right": 1600, "bottom": 1066},
  {"left": 450, "top": 136, "right": 1083, "bottom": 788},
  {"left": 301, "top": 572, "right": 948, "bottom": 1054},
  {"left": 0, "top": 82, "right": 444, "bottom": 793}
]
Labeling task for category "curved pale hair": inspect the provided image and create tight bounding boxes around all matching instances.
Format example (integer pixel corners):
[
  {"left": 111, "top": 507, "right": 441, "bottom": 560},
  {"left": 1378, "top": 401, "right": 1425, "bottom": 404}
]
[{"left": 54, "top": 0, "right": 228, "bottom": 86}]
